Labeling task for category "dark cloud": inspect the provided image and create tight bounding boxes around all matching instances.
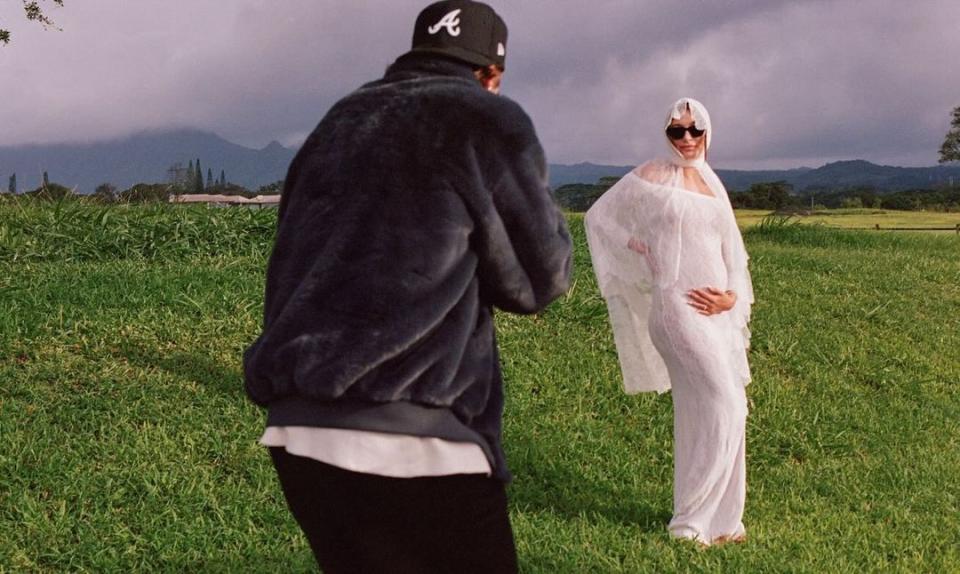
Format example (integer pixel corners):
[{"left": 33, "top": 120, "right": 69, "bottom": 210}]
[{"left": 0, "top": 0, "right": 957, "bottom": 168}]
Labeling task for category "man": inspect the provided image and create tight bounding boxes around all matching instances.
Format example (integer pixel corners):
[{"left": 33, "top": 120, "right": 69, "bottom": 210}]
[{"left": 243, "top": 1, "right": 572, "bottom": 571}]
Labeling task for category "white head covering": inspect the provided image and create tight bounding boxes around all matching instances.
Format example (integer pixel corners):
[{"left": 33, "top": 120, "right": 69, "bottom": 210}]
[
  {"left": 665, "top": 97, "right": 711, "bottom": 168},
  {"left": 583, "top": 98, "right": 753, "bottom": 394}
]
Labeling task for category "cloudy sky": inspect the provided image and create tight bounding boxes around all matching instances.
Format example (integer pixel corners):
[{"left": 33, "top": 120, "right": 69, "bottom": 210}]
[{"left": 1, "top": 0, "right": 958, "bottom": 169}]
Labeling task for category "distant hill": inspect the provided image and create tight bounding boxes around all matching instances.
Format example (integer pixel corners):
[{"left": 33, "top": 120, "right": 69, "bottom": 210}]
[
  {"left": 548, "top": 163, "right": 633, "bottom": 189},
  {"left": 713, "top": 167, "right": 814, "bottom": 191},
  {"left": 785, "top": 160, "right": 960, "bottom": 192},
  {"left": 0, "top": 138, "right": 625, "bottom": 193},
  {"left": 0, "top": 130, "right": 296, "bottom": 193},
  {"left": 3, "top": 132, "right": 959, "bottom": 194}
]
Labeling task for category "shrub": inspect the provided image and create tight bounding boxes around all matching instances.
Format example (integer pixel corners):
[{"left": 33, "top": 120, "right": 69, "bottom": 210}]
[
  {"left": 118, "top": 183, "right": 173, "bottom": 203},
  {"left": 25, "top": 183, "right": 74, "bottom": 201}
]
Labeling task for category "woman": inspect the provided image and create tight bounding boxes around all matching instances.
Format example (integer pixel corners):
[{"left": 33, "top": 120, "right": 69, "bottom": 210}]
[{"left": 584, "top": 98, "right": 753, "bottom": 545}]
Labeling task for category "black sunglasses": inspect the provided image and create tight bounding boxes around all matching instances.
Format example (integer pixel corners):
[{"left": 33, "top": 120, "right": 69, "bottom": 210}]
[{"left": 665, "top": 125, "right": 705, "bottom": 140}]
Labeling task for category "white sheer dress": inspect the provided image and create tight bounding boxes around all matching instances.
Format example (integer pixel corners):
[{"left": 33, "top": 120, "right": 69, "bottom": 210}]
[{"left": 585, "top": 114, "right": 754, "bottom": 543}]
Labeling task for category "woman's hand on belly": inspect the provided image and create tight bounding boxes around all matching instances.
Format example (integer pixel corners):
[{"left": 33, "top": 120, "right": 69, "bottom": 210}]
[{"left": 686, "top": 287, "right": 736, "bottom": 316}]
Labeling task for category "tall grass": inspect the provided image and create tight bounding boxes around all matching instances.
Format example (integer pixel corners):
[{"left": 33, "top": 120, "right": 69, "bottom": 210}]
[{"left": 0, "top": 197, "right": 276, "bottom": 263}]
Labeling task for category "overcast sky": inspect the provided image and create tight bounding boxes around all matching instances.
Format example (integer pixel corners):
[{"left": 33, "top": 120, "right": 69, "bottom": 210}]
[{"left": 1, "top": 0, "right": 958, "bottom": 169}]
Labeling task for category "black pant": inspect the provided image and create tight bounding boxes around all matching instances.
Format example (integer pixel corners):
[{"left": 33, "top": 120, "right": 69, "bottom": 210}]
[{"left": 269, "top": 447, "right": 519, "bottom": 574}]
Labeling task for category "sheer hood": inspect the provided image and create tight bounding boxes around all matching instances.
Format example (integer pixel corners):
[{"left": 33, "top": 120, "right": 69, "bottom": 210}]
[{"left": 665, "top": 97, "right": 711, "bottom": 169}]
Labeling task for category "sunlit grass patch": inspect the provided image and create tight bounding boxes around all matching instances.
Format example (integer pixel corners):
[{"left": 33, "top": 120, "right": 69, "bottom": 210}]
[{"left": 735, "top": 207, "right": 960, "bottom": 233}]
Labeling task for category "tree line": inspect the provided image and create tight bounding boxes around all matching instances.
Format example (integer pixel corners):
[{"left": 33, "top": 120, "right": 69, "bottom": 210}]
[
  {"left": 554, "top": 178, "right": 960, "bottom": 213},
  {"left": 166, "top": 159, "right": 228, "bottom": 195},
  {"left": 2, "top": 162, "right": 284, "bottom": 203},
  {"left": 728, "top": 181, "right": 960, "bottom": 212}
]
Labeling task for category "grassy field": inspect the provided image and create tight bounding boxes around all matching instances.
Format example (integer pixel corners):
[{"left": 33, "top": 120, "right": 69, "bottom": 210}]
[
  {"left": 1, "top": 199, "right": 958, "bottom": 572},
  {"left": 735, "top": 208, "right": 960, "bottom": 231}
]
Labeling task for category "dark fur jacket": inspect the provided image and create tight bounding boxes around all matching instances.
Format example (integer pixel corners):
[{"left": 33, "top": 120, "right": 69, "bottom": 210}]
[{"left": 243, "top": 54, "right": 572, "bottom": 480}]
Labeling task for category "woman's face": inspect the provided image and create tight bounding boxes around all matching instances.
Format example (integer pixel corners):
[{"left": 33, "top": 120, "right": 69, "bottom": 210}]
[{"left": 667, "top": 109, "right": 706, "bottom": 160}]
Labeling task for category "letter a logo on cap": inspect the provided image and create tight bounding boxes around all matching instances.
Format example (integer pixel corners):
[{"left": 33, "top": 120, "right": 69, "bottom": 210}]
[{"left": 428, "top": 9, "right": 462, "bottom": 37}]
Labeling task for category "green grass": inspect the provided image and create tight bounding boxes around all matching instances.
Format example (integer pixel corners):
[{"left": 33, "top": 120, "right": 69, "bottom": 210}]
[
  {"left": 0, "top": 197, "right": 275, "bottom": 263},
  {"left": 735, "top": 208, "right": 960, "bottom": 231},
  {"left": 1, "top": 200, "right": 958, "bottom": 572}
]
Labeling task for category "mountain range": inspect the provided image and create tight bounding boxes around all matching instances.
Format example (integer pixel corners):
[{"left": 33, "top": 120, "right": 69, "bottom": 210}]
[
  {"left": 0, "top": 130, "right": 296, "bottom": 193},
  {"left": 552, "top": 161, "right": 960, "bottom": 193},
  {"left": 1, "top": 130, "right": 958, "bottom": 193}
]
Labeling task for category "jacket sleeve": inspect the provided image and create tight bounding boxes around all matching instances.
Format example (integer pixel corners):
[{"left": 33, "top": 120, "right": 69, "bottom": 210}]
[{"left": 469, "top": 106, "right": 573, "bottom": 314}]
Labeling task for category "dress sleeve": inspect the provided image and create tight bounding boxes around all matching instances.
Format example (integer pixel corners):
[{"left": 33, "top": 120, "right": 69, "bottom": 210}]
[
  {"left": 583, "top": 174, "right": 654, "bottom": 300},
  {"left": 585, "top": 172, "right": 672, "bottom": 394}
]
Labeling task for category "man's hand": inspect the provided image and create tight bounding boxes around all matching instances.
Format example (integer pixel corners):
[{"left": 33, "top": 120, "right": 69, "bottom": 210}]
[{"left": 687, "top": 287, "right": 736, "bottom": 316}]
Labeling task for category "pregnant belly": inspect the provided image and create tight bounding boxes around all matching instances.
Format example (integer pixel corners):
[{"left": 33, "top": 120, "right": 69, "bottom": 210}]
[{"left": 648, "top": 289, "right": 730, "bottom": 363}]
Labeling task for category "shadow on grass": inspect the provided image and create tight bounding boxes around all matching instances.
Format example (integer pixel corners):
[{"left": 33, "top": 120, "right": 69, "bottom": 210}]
[
  {"left": 115, "top": 337, "right": 672, "bottom": 530},
  {"left": 507, "top": 440, "right": 672, "bottom": 533},
  {"left": 114, "top": 338, "right": 244, "bottom": 397}
]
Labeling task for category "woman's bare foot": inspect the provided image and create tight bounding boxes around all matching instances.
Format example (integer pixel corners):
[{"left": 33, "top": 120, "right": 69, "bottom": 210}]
[{"left": 711, "top": 533, "right": 746, "bottom": 545}]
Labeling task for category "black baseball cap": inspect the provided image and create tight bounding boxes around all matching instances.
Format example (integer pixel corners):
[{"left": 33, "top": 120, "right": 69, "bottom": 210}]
[{"left": 408, "top": 1, "right": 508, "bottom": 69}]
